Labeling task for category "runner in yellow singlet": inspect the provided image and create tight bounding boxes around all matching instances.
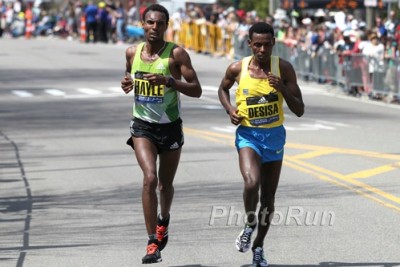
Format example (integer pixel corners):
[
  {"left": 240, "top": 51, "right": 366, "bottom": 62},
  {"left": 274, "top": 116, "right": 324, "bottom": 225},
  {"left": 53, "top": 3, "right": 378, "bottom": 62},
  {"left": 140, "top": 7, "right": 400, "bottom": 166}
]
[{"left": 218, "top": 22, "right": 305, "bottom": 267}]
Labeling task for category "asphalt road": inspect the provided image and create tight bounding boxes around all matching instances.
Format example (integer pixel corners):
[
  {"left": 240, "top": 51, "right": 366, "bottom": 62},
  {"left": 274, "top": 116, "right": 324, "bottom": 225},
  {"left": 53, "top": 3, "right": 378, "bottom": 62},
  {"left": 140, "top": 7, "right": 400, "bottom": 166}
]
[{"left": 0, "top": 38, "right": 399, "bottom": 267}]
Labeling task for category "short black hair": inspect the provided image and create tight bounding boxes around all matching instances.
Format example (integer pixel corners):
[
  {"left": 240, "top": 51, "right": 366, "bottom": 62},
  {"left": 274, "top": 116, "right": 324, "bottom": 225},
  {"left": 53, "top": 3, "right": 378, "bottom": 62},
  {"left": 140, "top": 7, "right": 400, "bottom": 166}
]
[
  {"left": 249, "top": 22, "right": 274, "bottom": 40},
  {"left": 142, "top": 4, "right": 169, "bottom": 24}
]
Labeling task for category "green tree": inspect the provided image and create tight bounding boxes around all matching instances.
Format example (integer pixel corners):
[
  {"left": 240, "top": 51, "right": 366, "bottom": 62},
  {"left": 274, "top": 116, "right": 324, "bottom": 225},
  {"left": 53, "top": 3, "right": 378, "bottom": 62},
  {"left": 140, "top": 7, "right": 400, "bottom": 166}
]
[{"left": 238, "top": 0, "right": 269, "bottom": 18}]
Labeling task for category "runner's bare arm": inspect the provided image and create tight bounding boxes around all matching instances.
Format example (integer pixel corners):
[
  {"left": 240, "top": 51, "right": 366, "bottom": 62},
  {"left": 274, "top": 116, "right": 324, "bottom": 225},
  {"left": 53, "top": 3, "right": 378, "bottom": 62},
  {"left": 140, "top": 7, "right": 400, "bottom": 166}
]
[
  {"left": 168, "top": 46, "right": 202, "bottom": 98},
  {"left": 121, "top": 46, "right": 136, "bottom": 94},
  {"left": 267, "top": 59, "right": 305, "bottom": 117},
  {"left": 218, "top": 61, "right": 244, "bottom": 125}
]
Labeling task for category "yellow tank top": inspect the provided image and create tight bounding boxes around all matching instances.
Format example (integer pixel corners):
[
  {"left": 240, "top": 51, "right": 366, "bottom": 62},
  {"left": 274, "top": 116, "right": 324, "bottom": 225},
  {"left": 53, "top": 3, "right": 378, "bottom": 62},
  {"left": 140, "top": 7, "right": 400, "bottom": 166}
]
[{"left": 236, "top": 56, "right": 284, "bottom": 128}]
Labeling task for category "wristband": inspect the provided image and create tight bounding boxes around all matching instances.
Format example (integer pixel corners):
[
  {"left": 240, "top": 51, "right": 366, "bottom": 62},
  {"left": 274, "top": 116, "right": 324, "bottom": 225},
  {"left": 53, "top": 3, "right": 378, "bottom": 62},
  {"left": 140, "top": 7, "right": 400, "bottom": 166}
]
[{"left": 166, "top": 76, "right": 175, "bottom": 87}]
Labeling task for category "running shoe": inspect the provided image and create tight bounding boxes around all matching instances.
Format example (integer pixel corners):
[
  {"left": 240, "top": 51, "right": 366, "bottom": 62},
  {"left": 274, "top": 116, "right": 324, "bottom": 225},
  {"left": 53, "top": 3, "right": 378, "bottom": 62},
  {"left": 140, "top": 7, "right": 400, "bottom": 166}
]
[
  {"left": 142, "top": 240, "right": 162, "bottom": 264},
  {"left": 156, "top": 214, "right": 169, "bottom": 251},
  {"left": 252, "top": 246, "right": 268, "bottom": 267},
  {"left": 235, "top": 224, "right": 254, "bottom": 252}
]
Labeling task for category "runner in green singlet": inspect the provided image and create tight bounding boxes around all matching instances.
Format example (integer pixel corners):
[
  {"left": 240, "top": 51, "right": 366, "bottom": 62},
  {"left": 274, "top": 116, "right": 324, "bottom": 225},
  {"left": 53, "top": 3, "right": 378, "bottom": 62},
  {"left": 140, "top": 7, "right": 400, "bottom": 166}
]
[{"left": 120, "top": 4, "right": 202, "bottom": 264}]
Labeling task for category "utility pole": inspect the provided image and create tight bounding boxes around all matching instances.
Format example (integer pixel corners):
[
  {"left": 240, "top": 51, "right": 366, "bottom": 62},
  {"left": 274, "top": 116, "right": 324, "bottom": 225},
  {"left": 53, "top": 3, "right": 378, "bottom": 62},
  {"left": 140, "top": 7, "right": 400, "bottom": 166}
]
[
  {"left": 269, "top": 0, "right": 279, "bottom": 16},
  {"left": 136, "top": 0, "right": 141, "bottom": 21},
  {"left": 366, "top": 6, "right": 375, "bottom": 29}
]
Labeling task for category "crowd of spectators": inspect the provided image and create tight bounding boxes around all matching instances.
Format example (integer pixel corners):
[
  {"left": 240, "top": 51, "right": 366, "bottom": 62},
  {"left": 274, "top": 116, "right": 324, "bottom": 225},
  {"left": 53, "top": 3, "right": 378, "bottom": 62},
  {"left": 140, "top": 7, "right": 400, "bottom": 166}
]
[
  {"left": 166, "top": 3, "right": 400, "bottom": 103},
  {"left": 1, "top": 1, "right": 399, "bottom": 103},
  {"left": 0, "top": 0, "right": 140, "bottom": 44},
  {"left": 270, "top": 8, "right": 400, "bottom": 103}
]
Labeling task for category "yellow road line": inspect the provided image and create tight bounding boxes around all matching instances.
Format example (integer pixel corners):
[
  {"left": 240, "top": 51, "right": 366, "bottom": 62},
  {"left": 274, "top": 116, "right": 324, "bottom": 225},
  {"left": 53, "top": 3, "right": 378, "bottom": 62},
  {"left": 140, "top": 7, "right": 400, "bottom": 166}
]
[
  {"left": 292, "top": 149, "right": 336, "bottom": 159},
  {"left": 184, "top": 127, "right": 400, "bottom": 212},
  {"left": 286, "top": 143, "right": 400, "bottom": 161},
  {"left": 184, "top": 127, "right": 235, "bottom": 140},
  {"left": 184, "top": 128, "right": 234, "bottom": 145},
  {"left": 344, "top": 163, "right": 399, "bottom": 179},
  {"left": 284, "top": 160, "right": 400, "bottom": 213},
  {"left": 287, "top": 157, "right": 400, "bottom": 204}
]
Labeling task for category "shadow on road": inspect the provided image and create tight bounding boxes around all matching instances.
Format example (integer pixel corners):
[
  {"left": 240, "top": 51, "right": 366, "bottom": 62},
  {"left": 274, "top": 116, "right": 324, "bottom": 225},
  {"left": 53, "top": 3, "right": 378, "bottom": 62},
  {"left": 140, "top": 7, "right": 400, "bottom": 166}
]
[{"left": 241, "top": 263, "right": 400, "bottom": 267}]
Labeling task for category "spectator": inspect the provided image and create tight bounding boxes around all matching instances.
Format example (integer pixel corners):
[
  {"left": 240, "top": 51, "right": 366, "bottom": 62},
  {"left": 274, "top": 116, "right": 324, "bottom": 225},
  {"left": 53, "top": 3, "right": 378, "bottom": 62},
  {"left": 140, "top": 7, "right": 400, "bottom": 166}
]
[
  {"left": 362, "top": 33, "right": 385, "bottom": 95},
  {"left": 171, "top": 8, "right": 184, "bottom": 43},
  {"left": 34, "top": 10, "right": 54, "bottom": 36},
  {"left": 384, "top": 10, "right": 397, "bottom": 37},
  {"left": 374, "top": 17, "right": 387, "bottom": 38},
  {"left": 84, "top": 0, "right": 98, "bottom": 43},
  {"left": 383, "top": 36, "right": 398, "bottom": 102},
  {"left": 114, "top": 0, "right": 126, "bottom": 44},
  {"left": 97, "top": 1, "right": 109, "bottom": 43},
  {"left": 127, "top": 0, "right": 137, "bottom": 24}
]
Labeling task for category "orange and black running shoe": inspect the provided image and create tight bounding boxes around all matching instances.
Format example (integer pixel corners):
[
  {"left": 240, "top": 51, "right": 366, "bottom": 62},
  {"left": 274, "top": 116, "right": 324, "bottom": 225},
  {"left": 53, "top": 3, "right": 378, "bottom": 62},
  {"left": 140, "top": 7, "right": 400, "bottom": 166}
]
[
  {"left": 156, "top": 214, "right": 169, "bottom": 251},
  {"left": 142, "top": 240, "right": 161, "bottom": 264}
]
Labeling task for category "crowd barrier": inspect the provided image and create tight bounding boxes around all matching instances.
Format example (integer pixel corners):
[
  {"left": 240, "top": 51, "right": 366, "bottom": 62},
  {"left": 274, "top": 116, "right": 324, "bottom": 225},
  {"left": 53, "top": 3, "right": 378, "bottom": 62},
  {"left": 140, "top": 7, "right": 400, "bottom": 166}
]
[
  {"left": 274, "top": 42, "right": 400, "bottom": 99},
  {"left": 167, "top": 21, "right": 233, "bottom": 57},
  {"left": 168, "top": 22, "right": 399, "bottom": 100}
]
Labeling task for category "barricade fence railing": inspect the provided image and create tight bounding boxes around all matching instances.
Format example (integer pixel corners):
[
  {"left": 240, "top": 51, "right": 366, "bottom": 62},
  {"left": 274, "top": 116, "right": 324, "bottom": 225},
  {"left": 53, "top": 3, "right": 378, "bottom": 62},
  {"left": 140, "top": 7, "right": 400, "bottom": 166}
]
[
  {"left": 167, "top": 22, "right": 399, "bottom": 100},
  {"left": 167, "top": 21, "right": 233, "bottom": 57},
  {"left": 274, "top": 42, "right": 400, "bottom": 99}
]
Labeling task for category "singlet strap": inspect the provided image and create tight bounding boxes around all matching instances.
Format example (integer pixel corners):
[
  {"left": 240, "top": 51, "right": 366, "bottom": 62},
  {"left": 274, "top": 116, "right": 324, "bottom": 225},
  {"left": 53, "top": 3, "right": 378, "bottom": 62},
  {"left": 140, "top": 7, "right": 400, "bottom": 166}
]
[
  {"left": 271, "top": 56, "right": 280, "bottom": 77},
  {"left": 160, "top": 42, "right": 174, "bottom": 58},
  {"left": 132, "top": 42, "right": 145, "bottom": 65},
  {"left": 240, "top": 56, "right": 280, "bottom": 78},
  {"left": 240, "top": 56, "right": 252, "bottom": 81}
]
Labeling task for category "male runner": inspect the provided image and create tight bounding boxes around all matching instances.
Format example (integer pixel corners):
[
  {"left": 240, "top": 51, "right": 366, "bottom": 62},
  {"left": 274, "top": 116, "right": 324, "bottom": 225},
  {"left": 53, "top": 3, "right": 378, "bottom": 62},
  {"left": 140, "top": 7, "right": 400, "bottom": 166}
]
[
  {"left": 218, "top": 22, "right": 304, "bottom": 266},
  {"left": 120, "top": 4, "right": 202, "bottom": 264}
]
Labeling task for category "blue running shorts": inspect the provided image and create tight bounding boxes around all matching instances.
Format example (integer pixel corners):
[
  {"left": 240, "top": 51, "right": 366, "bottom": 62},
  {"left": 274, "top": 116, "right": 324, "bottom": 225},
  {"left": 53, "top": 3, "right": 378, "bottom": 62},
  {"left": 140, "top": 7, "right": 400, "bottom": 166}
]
[{"left": 235, "top": 125, "right": 286, "bottom": 163}]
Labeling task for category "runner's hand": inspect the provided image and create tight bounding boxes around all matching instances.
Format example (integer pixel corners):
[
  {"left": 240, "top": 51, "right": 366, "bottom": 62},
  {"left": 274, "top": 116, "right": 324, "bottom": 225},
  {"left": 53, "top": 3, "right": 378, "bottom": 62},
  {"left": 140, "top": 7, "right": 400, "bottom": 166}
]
[
  {"left": 266, "top": 72, "right": 284, "bottom": 92},
  {"left": 121, "top": 75, "right": 133, "bottom": 94},
  {"left": 143, "top": 73, "right": 166, "bottom": 86},
  {"left": 227, "top": 109, "right": 244, "bottom": 125}
]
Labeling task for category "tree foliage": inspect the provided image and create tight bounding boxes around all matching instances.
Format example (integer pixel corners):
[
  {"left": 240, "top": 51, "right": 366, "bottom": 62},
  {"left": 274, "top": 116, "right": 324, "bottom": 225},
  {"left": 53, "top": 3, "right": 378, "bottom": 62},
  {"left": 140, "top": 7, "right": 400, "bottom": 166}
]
[{"left": 238, "top": 0, "right": 269, "bottom": 18}]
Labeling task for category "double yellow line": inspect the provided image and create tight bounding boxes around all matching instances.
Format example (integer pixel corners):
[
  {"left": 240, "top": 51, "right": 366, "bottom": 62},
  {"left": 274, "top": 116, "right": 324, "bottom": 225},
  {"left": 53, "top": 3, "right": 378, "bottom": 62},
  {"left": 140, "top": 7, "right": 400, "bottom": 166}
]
[{"left": 184, "top": 127, "right": 400, "bottom": 213}]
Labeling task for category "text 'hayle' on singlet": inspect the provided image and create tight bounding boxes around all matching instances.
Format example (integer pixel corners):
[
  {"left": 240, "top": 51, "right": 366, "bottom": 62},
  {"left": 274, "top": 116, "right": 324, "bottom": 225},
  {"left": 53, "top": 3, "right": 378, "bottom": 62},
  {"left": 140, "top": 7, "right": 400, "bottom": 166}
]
[
  {"left": 236, "top": 56, "right": 284, "bottom": 128},
  {"left": 131, "top": 42, "right": 180, "bottom": 124}
]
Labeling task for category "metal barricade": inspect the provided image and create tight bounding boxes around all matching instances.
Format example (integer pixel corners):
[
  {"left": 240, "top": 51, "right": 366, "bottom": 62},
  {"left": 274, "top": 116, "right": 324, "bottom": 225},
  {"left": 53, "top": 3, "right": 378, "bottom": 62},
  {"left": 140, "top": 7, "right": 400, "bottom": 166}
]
[
  {"left": 273, "top": 41, "right": 399, "bottom": 101},
  {"left": 341, "top": 54, "right": 367, "bottom": 93},
  {"left": 170, "top": 24, "right": 399, "bottom": 103},
  {"left": 232, "top": 33, "right": 251, "bottom": 60}
]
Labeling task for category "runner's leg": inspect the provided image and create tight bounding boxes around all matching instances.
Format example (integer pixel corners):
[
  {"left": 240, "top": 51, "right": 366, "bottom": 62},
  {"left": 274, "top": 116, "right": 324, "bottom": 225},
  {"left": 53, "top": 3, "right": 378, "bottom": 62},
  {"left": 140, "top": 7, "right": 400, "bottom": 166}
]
[
  {"left": 158, "top": 148, "right": 181, "bottom": 218},
  {"left": 133, "top": 137, "right": 159, "bottom": 235},
  {"left": 252, "top": 160, "right": 282, "bottom": 248},
  {"left": 239, "top": 147, "right": 261, "bottom": 225}
]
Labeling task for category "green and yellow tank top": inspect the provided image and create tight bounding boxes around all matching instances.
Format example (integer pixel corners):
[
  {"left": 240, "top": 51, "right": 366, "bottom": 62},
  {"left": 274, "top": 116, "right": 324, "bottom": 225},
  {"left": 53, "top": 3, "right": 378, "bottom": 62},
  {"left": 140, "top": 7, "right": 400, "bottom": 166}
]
[
  {"left": 236, "top": 56, "right": 284, "bottom": 128},
  {"left": 131, "top": 42, "right": 179, "bottom": 123}
]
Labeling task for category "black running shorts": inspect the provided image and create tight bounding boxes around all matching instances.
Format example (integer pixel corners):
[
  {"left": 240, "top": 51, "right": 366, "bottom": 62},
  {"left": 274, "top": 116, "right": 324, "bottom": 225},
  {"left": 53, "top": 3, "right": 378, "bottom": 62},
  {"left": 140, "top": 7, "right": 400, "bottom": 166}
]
[{"left": 127, "top": 117, "right": 184, "bottom": 154}]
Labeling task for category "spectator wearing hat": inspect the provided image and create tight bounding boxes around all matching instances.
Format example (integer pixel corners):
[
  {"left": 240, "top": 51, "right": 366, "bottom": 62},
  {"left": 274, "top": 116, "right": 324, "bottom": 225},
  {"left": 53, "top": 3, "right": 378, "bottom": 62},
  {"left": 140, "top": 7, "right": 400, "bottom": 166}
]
[
  {"left": 362, "top": 33, "right": 385, "bottom": 94},
  {"left": 97, "top": 1, "right": 109, "bottom": 43}
]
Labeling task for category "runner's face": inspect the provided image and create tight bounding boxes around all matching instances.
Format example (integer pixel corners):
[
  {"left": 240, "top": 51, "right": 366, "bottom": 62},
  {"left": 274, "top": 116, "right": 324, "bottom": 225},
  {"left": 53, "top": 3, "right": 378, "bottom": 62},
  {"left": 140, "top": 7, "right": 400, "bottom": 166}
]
[
  {"left": 142, "top": 11, "right": 168, "bottom": 43},
  {"left": 249, "top": 33, "right": 275, "bottom": 62}
]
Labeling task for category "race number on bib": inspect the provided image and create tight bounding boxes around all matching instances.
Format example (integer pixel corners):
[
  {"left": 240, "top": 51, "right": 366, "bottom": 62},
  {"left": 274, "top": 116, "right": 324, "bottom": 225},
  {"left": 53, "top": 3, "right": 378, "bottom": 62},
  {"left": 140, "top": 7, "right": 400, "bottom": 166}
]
[
  {"left": 246, "top": 93, "right": 280, "bottom": 126},
  {"left": 134, "top": 71, "right": 164, "bottom": 104}
]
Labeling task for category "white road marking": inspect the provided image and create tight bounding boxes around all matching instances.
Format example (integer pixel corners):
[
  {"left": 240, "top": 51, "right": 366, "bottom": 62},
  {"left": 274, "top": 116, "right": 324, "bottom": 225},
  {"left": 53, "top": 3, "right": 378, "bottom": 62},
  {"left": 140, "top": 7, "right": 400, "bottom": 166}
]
[
  {"left": 108, "top": 87, "right": 125, "bottom": 93},
  {"left": 77, "top": 88, "right": 102, "bottom": 95},
  {"left": 202, "top": 85, "right": 218, "bottom": 91},
  {"left": 12, "top": 90, "right": 33, "bottom": 97},
  {"left": 64, "top": 93, "right": 122, "bottom": 99},
  {"left": 45, "top": 89, "right": 66, "bottom": 96},
  {"left": 211, "top": 126, "right": 237, "bottom": 133}
]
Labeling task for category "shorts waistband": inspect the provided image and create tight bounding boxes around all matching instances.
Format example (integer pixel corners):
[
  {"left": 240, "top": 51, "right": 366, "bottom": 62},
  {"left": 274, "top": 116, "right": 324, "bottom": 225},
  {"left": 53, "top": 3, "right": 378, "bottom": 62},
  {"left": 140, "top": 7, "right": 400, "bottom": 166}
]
[{"left": 133, "top": 117, "right": 182, "bottom": 128}]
